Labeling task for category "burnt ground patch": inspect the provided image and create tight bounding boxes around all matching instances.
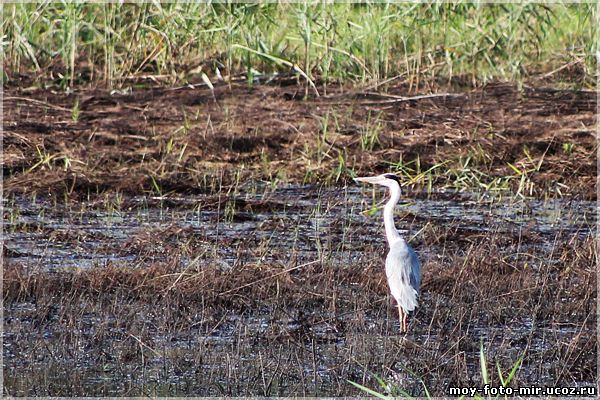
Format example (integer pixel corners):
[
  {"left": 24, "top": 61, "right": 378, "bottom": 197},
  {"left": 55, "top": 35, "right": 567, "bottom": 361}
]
[
  {"left": 3, "top": 81, "right": 596, "bottom": 199},
  {"left": 2, "top": 81, "right": 597, "bottom": 396}
]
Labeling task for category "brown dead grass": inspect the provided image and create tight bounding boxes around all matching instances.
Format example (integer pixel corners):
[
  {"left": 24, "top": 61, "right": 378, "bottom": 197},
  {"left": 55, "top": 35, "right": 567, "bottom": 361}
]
[
  {"left": 3, "top": 81, "right": 597, "bottom": 199},
  {"left": 3, "top": 229, "right": 596, "bottom": 396},
  {"left": 3, "top": 80, "right": 596, "bottom": 396}
]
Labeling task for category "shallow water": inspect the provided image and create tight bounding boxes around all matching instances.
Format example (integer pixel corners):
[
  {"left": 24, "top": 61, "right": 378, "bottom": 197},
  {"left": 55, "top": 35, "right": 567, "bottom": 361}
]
[
  {"left": 3, "top": 186, "right": 595, "bottom": 270},
  {"left": 3, "top": 186, "right": 596, "bottom": 396}
]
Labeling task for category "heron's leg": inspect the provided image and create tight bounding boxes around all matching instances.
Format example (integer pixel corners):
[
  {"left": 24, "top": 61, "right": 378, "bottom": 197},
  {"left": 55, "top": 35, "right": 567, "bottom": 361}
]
[
  {"left": 402, "top": 312, "right": 408, "bottom": 332},
  {"left": 397, "top": 305, "right": 405, "bottom": 332}
]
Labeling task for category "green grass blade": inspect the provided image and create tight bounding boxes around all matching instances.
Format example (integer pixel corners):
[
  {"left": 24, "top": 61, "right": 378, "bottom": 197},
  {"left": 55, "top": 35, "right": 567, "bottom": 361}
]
[
  {"left": 503, "top": 354, "right": 524, "bottom": 386},
  {"left": 232, "top": 44, "right": 319, "bottom": 97},
  {"left": 347, "top": 380, "right": 392, "bottom": 399},
  {"left": 479, "top": 339, "right": 489, "bottom": 386}
]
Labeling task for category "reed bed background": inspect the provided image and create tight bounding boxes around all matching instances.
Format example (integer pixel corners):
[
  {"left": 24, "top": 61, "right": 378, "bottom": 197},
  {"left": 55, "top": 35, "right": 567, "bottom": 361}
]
[{"left": 3, "top": 2, "right": 596, "bottom": 89}]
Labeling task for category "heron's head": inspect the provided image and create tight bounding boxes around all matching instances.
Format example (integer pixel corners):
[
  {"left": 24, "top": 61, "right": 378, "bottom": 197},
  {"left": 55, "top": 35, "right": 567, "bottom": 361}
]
[{"left": 354, "top": 173, "right": 401, "bottom": 189}]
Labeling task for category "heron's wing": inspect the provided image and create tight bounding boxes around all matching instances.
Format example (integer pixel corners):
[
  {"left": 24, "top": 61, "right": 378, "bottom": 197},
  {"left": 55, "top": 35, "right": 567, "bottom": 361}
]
[
  {"left": 385, "top": 241, "right": 420, "bottom": 311},
  {"left": 407, "top": 246, "right": 421, "bottom": 294}
]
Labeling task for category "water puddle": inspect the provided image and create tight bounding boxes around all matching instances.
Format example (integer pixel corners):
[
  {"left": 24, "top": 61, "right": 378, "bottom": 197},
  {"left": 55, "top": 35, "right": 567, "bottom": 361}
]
[
  {"left": 3, "top": 186, "right": 595, "bottom": 270},
  {"left": 3, "top": 185, "right": 596, "bottom": 396}
]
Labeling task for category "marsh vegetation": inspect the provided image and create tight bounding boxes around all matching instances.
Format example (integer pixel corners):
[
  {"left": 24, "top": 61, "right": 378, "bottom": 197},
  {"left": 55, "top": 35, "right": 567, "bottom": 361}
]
[{"left": 2, "top": 2, "right": 597, "bottom": 397}]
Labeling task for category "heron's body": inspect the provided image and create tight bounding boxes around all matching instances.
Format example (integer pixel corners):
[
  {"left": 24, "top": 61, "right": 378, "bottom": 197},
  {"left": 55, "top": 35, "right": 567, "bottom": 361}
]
[
  {"left": 355, "top": 173, "right": 421, "bottom": 332},
  {"left": 386, "top": 239, "right": 420, "bottom": 314}
]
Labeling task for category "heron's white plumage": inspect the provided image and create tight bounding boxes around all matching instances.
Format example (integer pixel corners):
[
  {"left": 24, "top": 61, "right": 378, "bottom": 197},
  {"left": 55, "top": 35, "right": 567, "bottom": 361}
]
[
  {"left": 386, "top": 238, "right": 421, "bottom": 312},
  {"left": 355, "top": 173, "right": 422, "bottom": 331}
]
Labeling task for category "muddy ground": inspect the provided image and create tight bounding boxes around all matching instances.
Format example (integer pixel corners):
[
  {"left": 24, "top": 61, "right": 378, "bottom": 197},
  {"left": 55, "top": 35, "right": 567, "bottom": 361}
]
[
  {"left": 3, "top": 80, "right": 596, "bottom": 198},
  {"left": 2, "top": 79, "right": 597, "bottom": 396}
]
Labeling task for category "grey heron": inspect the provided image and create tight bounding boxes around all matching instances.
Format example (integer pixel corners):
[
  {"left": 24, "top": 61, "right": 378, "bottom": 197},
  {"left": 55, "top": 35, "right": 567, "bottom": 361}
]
[{"left": 354, "top": 173, "right": 421, "bottom": 332}]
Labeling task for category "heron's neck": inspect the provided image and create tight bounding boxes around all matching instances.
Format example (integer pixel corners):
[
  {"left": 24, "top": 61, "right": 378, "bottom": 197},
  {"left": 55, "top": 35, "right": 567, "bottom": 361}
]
[{"left": 383, "top": 183, "right": 402, "bottom": 246}]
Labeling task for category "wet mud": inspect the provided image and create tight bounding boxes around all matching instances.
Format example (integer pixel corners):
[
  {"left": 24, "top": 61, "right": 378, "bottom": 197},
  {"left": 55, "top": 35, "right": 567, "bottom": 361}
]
[
  {"left": 2, "top": 81, "right": 597, "bottom": 396},
  {"left": 3, "top": 82, "right": 596, "bottom": 198}
]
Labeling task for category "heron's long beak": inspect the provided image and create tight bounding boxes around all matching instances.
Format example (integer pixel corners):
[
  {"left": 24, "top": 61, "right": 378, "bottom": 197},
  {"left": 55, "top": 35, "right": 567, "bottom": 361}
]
[{"left": 354, "top": 176, "right": 383, "bottom": 185}]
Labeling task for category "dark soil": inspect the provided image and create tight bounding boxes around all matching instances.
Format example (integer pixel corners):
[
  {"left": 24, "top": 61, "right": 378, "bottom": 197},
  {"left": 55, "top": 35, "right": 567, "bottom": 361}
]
[
  {"left": 3, "top": 80, "right": 597, "bottom": 199},
  {"left": 2, "top": 80, "right": 597, "bottom": 397}
]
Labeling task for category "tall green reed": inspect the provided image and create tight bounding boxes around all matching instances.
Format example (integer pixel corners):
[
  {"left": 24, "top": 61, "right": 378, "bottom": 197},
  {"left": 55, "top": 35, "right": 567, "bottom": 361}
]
[{"left": 2, "top": 2, "right": 595, "bottom": 88}]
